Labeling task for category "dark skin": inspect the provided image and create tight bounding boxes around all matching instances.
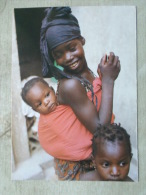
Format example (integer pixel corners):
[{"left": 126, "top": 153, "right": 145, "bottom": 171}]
[
  {"left": 52, "top": 37, "right": 120, "bottom": 135},
  {"left": 79, "top": 169, "right": 133, "bottom": 181},
  {"left": 80, "top": 139, "right": 133, "bottom": 181}
]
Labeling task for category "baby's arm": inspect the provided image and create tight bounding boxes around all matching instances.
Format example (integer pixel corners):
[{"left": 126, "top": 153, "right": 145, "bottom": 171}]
[{"left": 58, "top": 52, "right": 120, "bottom": 134}]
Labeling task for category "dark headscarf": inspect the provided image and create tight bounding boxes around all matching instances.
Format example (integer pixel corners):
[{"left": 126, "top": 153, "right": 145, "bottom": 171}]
[{"left": 40, "top": 7, "right": 81, "bottom": 78}]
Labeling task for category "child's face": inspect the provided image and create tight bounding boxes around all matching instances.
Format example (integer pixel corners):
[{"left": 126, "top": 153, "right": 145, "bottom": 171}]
[
  {"left": 94, "top": 139, "right": 131, "bottom": 181},
  {"left": 52, "top": 38, "right": 86, "bottom": 74},
  {"left": 26, "top": 82, "right": 57, "bottom": 115}
]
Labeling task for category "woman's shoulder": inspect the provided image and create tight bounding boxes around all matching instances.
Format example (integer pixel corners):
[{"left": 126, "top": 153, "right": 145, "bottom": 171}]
[
  {"left": 57, "top": 78, "right": 87, "bottom": 105},
  {"left": 59, "top": 78, "right": 85, "bottom": 93}
]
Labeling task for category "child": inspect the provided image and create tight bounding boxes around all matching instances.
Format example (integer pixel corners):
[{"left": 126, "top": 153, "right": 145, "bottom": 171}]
[
  {"left": 80, "top": 124, "right": 133, "bottom": 181},
  {"left": 39, "top": 7, "right": 120, "bottom": 180}
]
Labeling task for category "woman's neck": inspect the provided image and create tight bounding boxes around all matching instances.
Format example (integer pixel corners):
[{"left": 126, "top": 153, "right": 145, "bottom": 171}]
[
  {"left": 80, "top": 67, "right": 95, "bottom": 83},
  {"left": 64, "top": 62, "right": 96, "bottom": 83}
]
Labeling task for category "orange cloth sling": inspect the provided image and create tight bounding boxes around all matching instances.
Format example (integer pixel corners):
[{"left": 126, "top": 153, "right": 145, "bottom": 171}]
[{"left": 38, "top": 77, "right": 115, "bottom": 161}]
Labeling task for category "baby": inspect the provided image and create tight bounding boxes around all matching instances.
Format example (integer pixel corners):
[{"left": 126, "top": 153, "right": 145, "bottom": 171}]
[
  {"left": 80, "top": 123, "right": 133, "bottom": 181},
  {"left": 21, "top": 77, "right": 58, "bottom": 115}
]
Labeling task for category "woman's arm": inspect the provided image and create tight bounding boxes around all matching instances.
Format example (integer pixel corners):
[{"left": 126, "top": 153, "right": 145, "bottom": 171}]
[
  {"left": 58, "top": 52, "right": 120, "bottom": 134},
  {"left": 97, "top": 52, "right": 120, "bottom": 126},
  {"left": 58, "top": 78, "right": 99, "bottom": 134}
]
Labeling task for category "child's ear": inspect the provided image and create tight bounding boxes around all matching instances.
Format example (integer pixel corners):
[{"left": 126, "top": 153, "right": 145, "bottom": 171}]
[{"left": 91, "top": 155, "right": 97, "bottom": 170}]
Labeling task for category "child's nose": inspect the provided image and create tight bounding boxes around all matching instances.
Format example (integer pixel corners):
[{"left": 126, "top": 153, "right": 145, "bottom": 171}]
[{"left": 110, "top": 166, "right": 120, "bottom": 177}]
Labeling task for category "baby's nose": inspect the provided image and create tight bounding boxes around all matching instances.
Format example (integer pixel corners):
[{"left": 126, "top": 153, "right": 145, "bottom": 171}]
[{"left": 44, "top": 98, "right": 49, "bottom": 106}]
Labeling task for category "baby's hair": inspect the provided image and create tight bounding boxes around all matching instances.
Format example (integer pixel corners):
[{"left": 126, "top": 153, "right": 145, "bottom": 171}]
[
  {"left": 21, "top": 77, "right": 49, "bottom": 105},
  {"left": 92, "top": 123, "right": 132, "bottom": 157}
]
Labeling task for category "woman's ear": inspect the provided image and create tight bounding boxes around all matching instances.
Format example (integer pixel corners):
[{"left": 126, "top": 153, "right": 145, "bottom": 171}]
[
  {"left": 130, "top": 153, "right": 133, "bottom": 160},
  {"left": 80, "top": 37, "right": 85, "bottom": 45}
]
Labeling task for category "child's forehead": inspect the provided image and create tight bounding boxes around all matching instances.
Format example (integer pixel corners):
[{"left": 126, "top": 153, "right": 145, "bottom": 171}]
[{"left": 96, "top": 138, "right": 130, "bottom": 157}]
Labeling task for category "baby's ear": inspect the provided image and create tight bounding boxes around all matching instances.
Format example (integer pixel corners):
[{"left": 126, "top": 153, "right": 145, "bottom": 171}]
[{"left": 50, "top": 86, "right": 55, "bottom": 92}]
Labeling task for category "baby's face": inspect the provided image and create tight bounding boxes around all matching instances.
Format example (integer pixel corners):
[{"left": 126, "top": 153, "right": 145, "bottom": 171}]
[
  {"left": 26, "top": 82, "right": 57, "bottom": 115},
  {"left": 94, "top": 139, "right": 131, "bottom": 181}
]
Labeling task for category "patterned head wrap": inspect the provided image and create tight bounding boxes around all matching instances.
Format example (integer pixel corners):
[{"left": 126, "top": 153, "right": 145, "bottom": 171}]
[{"left": 40, "top": 7, "right": 81, "bottom": 78}]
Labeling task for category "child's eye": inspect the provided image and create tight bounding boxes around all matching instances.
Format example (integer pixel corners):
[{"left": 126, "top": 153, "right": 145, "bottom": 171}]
[
  {"left": 119, "top": 161, "right": 126, "bottom": 167},
  {"left": 102, "top": 162, "right": 109, "bottom": 168}
]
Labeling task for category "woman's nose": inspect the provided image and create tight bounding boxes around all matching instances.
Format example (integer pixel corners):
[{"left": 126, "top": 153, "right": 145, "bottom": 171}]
[
  {"left": 65, "top": 52, "right": 73, "bottom": 62},
  {"left": 110, "top": 166, "right": 120, "bottom": 177}
]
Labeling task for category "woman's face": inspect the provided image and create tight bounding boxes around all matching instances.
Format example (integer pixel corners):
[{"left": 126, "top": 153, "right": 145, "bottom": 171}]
[
  {"left": 52, "top": 38, "right": 87, "bottom": 74},
  {"left": 94, "top": 139, "right": 131, "bottom": 181}
]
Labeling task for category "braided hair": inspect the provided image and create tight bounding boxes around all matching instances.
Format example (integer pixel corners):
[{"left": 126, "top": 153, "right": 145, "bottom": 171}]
[{"left": 92, "top": 123, "right": 132, "bottom": 157}]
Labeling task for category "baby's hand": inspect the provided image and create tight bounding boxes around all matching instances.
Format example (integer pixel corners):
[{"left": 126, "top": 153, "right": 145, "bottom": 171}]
[{"left": 98, "top": 52, "right": 121, "bottom": 82}]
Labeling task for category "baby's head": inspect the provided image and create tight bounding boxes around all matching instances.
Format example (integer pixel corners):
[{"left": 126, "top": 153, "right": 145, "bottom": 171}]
[
  {"left": 92, "top": 124, "right": 132, "bottom": 181},
  {"left": 21, "top": 77, "right": 57, "bottom": 115}
]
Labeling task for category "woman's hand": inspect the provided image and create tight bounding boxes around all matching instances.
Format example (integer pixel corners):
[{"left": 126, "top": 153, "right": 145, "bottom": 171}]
[{"left": 97, "top": 52, "right": 121, "bottom": 82}]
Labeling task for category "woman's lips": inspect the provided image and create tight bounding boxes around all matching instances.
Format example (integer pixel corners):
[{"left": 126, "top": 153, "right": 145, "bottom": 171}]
[{"left": 68, "top": 61, "right": 79, "bottom": 69}]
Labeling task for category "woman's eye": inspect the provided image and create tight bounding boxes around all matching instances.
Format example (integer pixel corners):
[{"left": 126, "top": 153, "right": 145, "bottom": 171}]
[
  {"left": 120, "top": 162, "right": 126, "bottom": 167},
  {"left": 70, "top": 47, "right": 76, "bottom": 52},
  {"left": 102, "top": 162, "right": 109, "bottom": 168}
]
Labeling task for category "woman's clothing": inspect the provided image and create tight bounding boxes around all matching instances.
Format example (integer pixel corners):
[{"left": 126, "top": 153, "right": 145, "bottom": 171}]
[
  {"left": 54, "top": 158, "right": 95, "bottom": 181},
  {"left": 38, "top": 105, "right": 93, "bottom": 161}
]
